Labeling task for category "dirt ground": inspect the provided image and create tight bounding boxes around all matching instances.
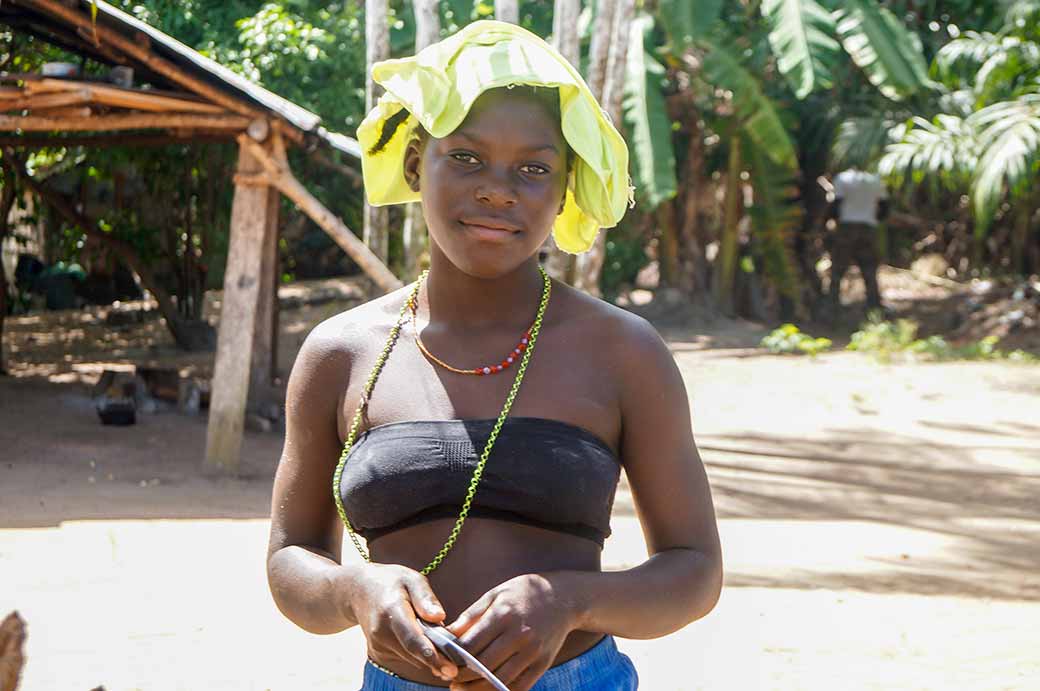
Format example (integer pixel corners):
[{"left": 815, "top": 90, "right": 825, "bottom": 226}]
[{"left": 1, "top": 270, "right": 1039, "bottom": 690}]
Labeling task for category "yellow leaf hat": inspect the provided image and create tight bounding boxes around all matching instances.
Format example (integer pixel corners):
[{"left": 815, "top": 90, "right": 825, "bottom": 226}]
[{"left": 356, "top": 20, "right": 632, "bottom": 254}]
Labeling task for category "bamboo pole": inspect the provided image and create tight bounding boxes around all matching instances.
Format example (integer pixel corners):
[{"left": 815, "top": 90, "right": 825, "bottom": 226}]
[
  {"left": 0, "top": 113, "right": 248, "bottom": 131},
  {"left": 239, "top": 135, "right": 403, "bottom": 293},
  {"left": 20, "top": 0, "right": 260, "bottom": 118}
]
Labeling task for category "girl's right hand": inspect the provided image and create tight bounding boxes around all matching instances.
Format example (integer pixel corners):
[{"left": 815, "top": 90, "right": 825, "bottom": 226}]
[{"left": 346, "top": 562, "right": 459, "bottom": 682}]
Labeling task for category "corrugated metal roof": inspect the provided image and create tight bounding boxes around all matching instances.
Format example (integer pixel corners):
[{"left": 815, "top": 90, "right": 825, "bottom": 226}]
[{"left": 15, "top": 0, "right": 361, "bottom": 158}]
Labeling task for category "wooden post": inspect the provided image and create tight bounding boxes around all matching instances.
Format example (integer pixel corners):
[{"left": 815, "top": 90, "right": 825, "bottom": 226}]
[
  {"left": 250, "top": 172, "right": 280, "bottom": 410},
  {"left": 204, "top": 141, "right": 276, "bottom": 474}
]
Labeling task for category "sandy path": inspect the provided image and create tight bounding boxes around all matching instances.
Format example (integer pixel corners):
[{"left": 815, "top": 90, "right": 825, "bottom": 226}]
[{"left": 2, "top": 335, "right": 1039, "bottom": 689}]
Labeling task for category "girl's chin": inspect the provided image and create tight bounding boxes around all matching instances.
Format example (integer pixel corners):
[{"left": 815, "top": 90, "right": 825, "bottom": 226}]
[{"left": 441, "top": 249, "right": 537, "bottom": 279}]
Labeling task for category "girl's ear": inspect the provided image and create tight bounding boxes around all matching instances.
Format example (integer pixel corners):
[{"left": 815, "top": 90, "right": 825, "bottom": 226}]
[{"left": 403, "top": 137, "right": 423, "bottom": 192}]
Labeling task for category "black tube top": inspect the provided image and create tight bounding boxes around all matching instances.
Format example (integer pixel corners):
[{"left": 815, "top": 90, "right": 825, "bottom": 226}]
[{"left": 337, "top": 417, "right": 621, "bottom": 545}]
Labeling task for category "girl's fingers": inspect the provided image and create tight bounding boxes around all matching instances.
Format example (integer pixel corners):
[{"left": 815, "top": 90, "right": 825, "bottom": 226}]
[
  {"left": 447, "top": 590, "right": 496, "bottom": 637},
  {"left": 387, "top": 604, "right": 457, "bottom": 679},
  {"left": 402, "top": 574, "right": 447, "bottom": 623}
]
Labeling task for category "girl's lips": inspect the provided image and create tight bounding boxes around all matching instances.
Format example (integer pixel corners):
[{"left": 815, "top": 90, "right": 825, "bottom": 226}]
[{"left": 459, "top": 221, "right": 522, "bottom": 242}]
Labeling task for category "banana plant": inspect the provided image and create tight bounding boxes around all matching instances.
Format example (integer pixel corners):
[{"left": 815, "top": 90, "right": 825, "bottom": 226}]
[{"left": 881, "top": 1, "right": 1040, "bottom": 253}]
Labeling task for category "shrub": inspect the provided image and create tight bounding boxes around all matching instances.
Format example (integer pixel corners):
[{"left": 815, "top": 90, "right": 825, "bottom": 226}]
[{"left": 760, "top": 324, "right": 833, "bottom": 356}]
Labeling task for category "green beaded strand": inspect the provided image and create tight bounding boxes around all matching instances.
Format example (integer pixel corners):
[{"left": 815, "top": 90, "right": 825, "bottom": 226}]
[{"left": 332, "top": 266, "right": 552, "bottom": 575}]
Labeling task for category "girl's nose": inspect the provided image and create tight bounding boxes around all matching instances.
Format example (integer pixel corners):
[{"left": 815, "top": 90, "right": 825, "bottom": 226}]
[{"left": 475, "top": 174, "right": 518, "bottom": 208}]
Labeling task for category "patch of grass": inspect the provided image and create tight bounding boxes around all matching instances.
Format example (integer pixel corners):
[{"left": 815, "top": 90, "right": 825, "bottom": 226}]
[
  {"left": 847, "top": 313, "right": 1037, "bottom": 363},
  {"left": 760, "top": 324, "right": 833, "bottom": 357}
]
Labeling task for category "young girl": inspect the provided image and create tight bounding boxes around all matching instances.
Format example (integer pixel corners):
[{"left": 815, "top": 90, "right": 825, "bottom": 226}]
[{"left": 267, "top": 20, "right": 722, "bottom": 691}]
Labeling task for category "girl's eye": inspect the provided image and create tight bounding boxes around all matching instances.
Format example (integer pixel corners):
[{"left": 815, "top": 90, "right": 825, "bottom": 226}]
[
  {"left": 450, "top": 152, "right": 479, "bottom": 164},
  {"left": 521, "top": 164, "right": 550, "bottom": 175}
]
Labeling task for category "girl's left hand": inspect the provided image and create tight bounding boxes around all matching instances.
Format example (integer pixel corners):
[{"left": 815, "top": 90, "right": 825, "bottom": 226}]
[{"left": 445, "top": 573, "right": 580, "bottom": 691}]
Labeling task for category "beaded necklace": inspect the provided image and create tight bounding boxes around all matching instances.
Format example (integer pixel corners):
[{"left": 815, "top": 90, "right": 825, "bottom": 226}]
[{"left": 332, "top": 265, "right": 552, "bottom": 575}]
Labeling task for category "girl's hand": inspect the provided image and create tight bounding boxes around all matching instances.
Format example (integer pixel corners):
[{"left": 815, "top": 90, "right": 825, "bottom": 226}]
[
  {"left": 346, "top": 563, "right": 459, "bottom": 682},
  {"left": 445, "top": 574, "right": 580, "bottom": 691}
]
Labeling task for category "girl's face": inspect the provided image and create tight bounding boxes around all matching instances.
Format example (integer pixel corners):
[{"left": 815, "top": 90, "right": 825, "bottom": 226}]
[{"left": 404, "top": 88, "right": 568, "bottom": 279}]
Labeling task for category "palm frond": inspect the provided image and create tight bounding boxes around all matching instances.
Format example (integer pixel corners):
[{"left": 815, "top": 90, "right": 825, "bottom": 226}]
[
  {"left": 833, "top": 0, "right": 934, "bottom": 101},
  {"left": 761, "top": 0, "right": 841, "bottom": 99},
  {"left": 879, "top": 114, "right": 979, "bottom": 194},
  {"left": 934, "top": 31, "right": 1003, "bottom": 86},
  {"left": 975, "top": 38, "right": 1040, "bottom": 106},
  {"left": 968, "top": 93, "right": 1040, "bottom": 235},
  {"left": 831, "top": 115, "right": 901, "bottom": 170},
  {"left": 622, "top": 13, "right": 678, "bottom": 209},
  {"left": 700, "top": 42, "right": 798, "bottom": 168}
]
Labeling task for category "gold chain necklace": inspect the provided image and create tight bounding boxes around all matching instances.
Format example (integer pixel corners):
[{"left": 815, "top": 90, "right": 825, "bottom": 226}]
[{"left": 332, "top": 265, "right": 552, "bottom": 575}]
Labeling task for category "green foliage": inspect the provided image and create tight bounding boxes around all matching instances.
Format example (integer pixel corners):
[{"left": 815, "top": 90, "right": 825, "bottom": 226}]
[
  {"left": 761, "top": 0, "right": 841, "bottom": 99},
  {"left": 847, "top": 314, "right": 1037, "bottom": 362},
  {"left": 622, "top": 13, "right": 677, "bottom": 209},
  {"left": 657, "top": 0, "right": 724, "bottom": 47},
  {"left": 879, "top": 114, "right": 979, "bottom": 193},
  {"left": 969, "top": 93, "right": 1040, "bottom": 236},
  {"left": 745, "top": 140, "right": 802, "bottom": 300},
  {"left": 760, "top": 323, "right": 833, "bottom": 356},
  {"left": 833, "top": 0, "right": 935, "bottom": 101},
  {"left": 700, "top": 43, "right": 798, "bottom": 169},
  {"left": 601, "top": 222, "right": 650, "bottom": 301}
]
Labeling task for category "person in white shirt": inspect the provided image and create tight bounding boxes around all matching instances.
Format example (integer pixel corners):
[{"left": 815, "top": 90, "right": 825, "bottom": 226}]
[{"left": 827, "top": 168, "right": 890, "bottom": 315}]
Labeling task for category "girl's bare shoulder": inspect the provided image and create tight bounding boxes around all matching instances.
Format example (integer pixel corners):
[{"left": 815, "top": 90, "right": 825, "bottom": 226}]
[
  {"left": 289, "top": 285, "right": 414, "bottom": 381},
  {"left": 549, "top": 280, "right": 666, "bottom": 357}
]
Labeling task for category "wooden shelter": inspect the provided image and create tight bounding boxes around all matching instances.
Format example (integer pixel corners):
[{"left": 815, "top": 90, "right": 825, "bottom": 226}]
[{"left": 2, "top": 0, "right": 402, "bottom": 473}]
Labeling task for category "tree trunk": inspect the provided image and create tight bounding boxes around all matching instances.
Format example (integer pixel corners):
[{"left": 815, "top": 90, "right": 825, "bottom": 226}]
[
  {"left": 677, "top": 110, "right": 709, "bottom": 298},
  {"left": 586, "top": 0, "right": 617, "bottom": 102},
  {"left": 496, "top": 0, "right": 519, "bottom": 24},
  {"left": 0, "top": 176, "right": 15, "bottom": 375},
  {"left": 574, "top": 0, "right": 635, "bottom": 297},
  {"left": 713, "top": 137, "right": 742, "bottom": 314},
  {"left": 402, "top": 0, "right": 440, "bottom": 279},
  {"left": 364, "top": 0, "right": 390, "bottom": 264},
  {"left": 544, "top": 0, "right": 582, "bottom": 283}
]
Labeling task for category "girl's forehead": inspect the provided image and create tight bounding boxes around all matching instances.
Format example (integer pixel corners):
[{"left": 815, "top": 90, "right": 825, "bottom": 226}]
[{"left": 439, "top": 88, "right": 564, "bottom": 147}]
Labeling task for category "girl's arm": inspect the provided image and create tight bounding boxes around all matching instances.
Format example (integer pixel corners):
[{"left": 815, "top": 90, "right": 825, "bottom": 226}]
[
  {"left": 266, "top": 321, "right": 459, "bottom": 680},
  {"left": 553, "top": 313, "right": 723, "bottom": 637}
]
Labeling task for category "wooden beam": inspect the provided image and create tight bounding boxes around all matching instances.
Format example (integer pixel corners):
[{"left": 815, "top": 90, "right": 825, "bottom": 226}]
[
  {"left": 0, "top": 133, "right": 234, "bottom": 147},
  {"left": 0, "top": 113, "right": 249, "bottom": 131},
  {"left": 29, "top": 106, "right": 92, "bottom": 118},
  {"left": 19, "top": 0, "right": 260, "bottom": 118},
  {"left": 239, "top": 134, "right": 403, "bottom": 293},
  {"left": 2, "top": 89, "right": 91, "bottom": 112},
  {"left": 205, "top": 142, "right": 275, "bottom": 475},
  {"left": 26, "top": 79, "right": 226, "bottom": 114}
]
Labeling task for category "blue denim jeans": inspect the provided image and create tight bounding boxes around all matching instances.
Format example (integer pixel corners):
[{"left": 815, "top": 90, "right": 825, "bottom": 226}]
[{"left": 358, "top": 635, "right": 639, "bottom": 690}]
